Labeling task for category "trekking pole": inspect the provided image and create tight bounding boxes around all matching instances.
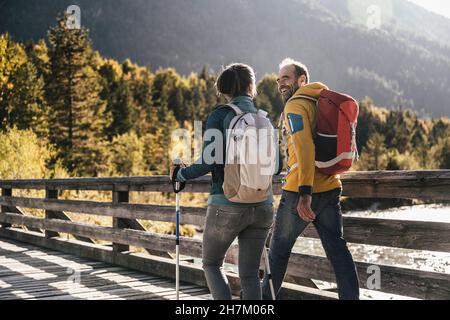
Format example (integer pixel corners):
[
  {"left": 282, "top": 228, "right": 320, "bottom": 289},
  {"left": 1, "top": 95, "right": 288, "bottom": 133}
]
[
  {"left": 264, "top": 224, "right": 276, "bottom": 300},
  {"left": 263, "top": 244, "right": 276, "bottom": 300},
  {"left": 172, "top": 159, "right": 184, "bottom": 300},
  {"left": 175, "top": 180, "right": 180, "bottom": 300}
]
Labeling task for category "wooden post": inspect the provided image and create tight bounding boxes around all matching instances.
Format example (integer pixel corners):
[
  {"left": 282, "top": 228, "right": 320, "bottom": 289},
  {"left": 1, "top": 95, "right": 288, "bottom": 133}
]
[
  {"left": 45, "top": 189, "right": 59, "bottom": 238},
  {"left": 1, "top": 188, "right": 12, "bottom": 228},
  {"left": 112, "top": 190, "right": 129, "bottom": 253}
]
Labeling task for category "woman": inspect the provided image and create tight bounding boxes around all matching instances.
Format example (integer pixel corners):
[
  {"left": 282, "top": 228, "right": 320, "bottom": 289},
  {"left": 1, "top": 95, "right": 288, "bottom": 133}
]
[{"left": 170, "top": 63, "right": 275, "bottom": 300}]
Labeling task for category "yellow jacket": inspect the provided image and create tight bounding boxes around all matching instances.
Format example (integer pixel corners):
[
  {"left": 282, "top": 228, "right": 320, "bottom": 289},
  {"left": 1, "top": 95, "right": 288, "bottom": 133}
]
[{"left": 281, "top": 82, "right": 341, "bottom": 194}]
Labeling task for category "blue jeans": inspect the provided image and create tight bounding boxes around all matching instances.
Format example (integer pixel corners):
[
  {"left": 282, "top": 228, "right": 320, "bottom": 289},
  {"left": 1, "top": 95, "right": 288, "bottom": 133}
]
[
  {"left": 262, "top": 189, "right": 360, "bottom": 300},
  {"left": 202, "top": 204, "right": 274, "bottom": 300}
]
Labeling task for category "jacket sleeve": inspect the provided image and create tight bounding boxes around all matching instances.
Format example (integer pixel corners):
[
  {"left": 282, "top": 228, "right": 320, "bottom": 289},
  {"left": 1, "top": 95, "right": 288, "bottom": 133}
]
[
  {"left": 284, "top": 101, "right": 315, "bottom": 195},
  {"left": 177, "top": 109, "right": 226, "bottom": 182}
]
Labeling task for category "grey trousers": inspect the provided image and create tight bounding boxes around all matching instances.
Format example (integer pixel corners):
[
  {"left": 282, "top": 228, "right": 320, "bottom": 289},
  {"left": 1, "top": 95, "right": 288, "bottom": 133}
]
[{"left": 202, "top": 203, "right": 274, "bottom": 300}]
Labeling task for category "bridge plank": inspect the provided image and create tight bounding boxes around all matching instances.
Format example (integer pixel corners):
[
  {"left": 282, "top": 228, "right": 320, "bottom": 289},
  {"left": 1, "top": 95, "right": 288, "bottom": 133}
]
[
  {"left": 0, "top": 170, "right": 449, "bottom": 200},
  {"left": 2, "top": 197, "right": 448, "bottom": 252},
  {"left": 0, "top": 275, "right": 167, "bottom": 298},
  {"left": 0, "top": 237, "right": 211, "bottom": 300},
  {"left": 0, "top": 196, "right": 206, "bottom": 226},
  {"left": 0, "top": 228, "right": 336, "bottom": 300},
  {"left": 302, "top": 216, "right": 450, "bottom": 252}
]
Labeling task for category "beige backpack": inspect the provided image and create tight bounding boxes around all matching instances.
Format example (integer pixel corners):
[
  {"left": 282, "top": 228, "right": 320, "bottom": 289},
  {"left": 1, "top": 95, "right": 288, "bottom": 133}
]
[{"left": 221, "top": 104, "right": 277, "bottom": 203}]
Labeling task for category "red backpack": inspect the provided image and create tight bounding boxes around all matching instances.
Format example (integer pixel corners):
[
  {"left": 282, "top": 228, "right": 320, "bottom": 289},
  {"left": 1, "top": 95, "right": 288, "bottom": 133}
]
[{"left": 291, "top": 89, "right": 359, "bottom": 175}]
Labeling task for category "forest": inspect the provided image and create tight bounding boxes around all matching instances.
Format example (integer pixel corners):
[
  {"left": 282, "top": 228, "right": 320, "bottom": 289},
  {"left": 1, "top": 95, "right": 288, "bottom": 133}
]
[{"left": 1, "top": 16, "right": 449, "bottom": 184}]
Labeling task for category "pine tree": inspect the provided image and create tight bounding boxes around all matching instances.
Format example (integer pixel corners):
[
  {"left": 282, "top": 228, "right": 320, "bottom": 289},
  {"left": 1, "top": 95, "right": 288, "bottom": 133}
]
[
  {"left": 437, "top": 138, "right": 450, "bottom": 169},
  {"left": 106, "top": 131, "right": 148, "bottom": 176},
  {"left": 386, "top": 149, "right": 420, "bottom": 170},
  {"left": 385, "top": 110, "right": 413, "bottom": 153},
  {"left": 199, "top": 65, "right": 222, "bottom": 114},
  {"left": 7, "top": 61, "right": 48, "bottom": 137},
  {"left": 358, "top": 133, "right": 388, "bottom": 171},
  {"left": 255, "top": 74, "right": 284, "bottom": 123},
  {"left": 143, "top": 106, "right": 179, "bottom": 175},
  {"left": 123, "top": 59, "right": 154, "bottom": 136},
  {"left": 99, "top": 59, "right": 133, "bottom": 139},
  {"left": 0, "top": 34, "right": 27, "bottom": 130},
  {"left": 46, "top": 15, "right": 109, "bottom": 176},
  {"left": 430, "top": 118, "right": 450, "bottom": 146},
  {"left": 0, "top": 34, "right": 48, "bottom": 137},
  {"left": 25, "top": 39, "right": 49, "bottom": 78},
  {"left": 355, "top": 97, "right": 387, "bottom": 152},
  {"left": 152, "top": 68, "right": 187, "bottom": 124},
  {"left": 186, "top": 73, "right": 207, "bottom": 121}
]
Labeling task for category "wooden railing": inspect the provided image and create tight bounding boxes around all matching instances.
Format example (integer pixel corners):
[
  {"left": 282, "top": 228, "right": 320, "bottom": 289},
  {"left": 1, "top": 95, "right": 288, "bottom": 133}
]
[{"left": 0, "top": 170, "right": 449, "bottom": 300}]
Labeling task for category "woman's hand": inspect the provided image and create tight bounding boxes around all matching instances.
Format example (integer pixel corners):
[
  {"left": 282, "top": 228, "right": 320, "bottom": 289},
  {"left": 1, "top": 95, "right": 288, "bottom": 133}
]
[
  {"left": 170, "top": 162, "right": 186, "bottom": 182},
  {"left": 169, "top": 165, "right": 176, "bottom": 182}
]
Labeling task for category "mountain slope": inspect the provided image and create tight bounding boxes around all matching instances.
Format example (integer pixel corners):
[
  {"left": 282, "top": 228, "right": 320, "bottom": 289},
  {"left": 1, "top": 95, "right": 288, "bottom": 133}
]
[
  {"left": 1, "top": 0, "right": 449, "bottom": 116},
  {"left": 316, "top": 0, "right": 450, "bottom": 47}
]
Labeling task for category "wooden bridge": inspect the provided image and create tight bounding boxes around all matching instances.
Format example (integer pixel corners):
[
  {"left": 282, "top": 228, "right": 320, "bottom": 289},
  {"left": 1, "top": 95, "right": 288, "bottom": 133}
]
[{"left": 0, "top": 170, "right": 449, "bottom": 300}]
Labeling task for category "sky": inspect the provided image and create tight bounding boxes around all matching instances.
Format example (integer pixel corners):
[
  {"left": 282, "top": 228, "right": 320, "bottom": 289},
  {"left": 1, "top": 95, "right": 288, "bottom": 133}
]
[{"left": 407, "top": 0, "right": 450, "bottom": 19}]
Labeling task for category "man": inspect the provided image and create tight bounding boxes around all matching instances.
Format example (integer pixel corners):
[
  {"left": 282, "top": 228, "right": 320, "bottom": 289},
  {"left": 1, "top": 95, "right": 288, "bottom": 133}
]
[{"left": 261, "top": 58, "right": 360, "bottom": 300}]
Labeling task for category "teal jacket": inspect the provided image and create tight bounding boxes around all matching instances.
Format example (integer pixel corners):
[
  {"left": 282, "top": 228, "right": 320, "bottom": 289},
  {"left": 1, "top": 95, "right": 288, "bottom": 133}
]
[{"left": 176, "top": 95, "right": 274, "bottom": 206}]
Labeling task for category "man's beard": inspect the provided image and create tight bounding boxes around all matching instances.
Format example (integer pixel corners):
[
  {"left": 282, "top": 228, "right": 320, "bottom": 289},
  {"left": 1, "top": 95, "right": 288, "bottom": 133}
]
[{"left": 281, "top": 84, "right": 299, "bottom": 103}]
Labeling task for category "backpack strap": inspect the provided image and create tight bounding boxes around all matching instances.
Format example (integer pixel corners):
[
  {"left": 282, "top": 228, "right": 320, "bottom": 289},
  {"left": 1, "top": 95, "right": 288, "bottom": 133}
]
[
  {"left": 287, "top": 94, "right": 318, "bottom": 104},
  {"left": 217, "top": 103, "right": 243, "bottom": 115},
  {"left": 257, "top": 109, "right": 268, "bottom": 118},
  {"left": 214, "top": 103, "right": 244, "bottom": 135}
]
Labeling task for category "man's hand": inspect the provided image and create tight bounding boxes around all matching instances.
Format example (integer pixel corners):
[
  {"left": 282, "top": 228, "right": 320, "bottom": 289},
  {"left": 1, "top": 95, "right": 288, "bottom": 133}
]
[{"left": 297, "top": 194, "right": 316, "bottom": 222}]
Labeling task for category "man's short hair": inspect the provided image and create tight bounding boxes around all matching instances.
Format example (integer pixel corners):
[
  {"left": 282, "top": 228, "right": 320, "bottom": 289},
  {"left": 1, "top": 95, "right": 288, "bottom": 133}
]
[{"left": 279, "top": 58, "right": 310, "bottom": 84}]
